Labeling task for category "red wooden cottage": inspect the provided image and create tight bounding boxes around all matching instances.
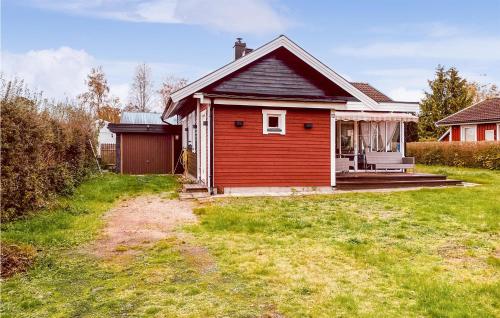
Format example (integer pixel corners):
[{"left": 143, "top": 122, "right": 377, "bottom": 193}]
[
  {"left": 436, "top": 98, "right": 500, "bottom": 142},
  {"left": 162, "top": 36, "right": 420, "bottom": 194}
]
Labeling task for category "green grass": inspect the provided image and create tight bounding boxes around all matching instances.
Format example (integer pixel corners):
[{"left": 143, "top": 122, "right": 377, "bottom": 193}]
[{"left": 2, "top": 167, "right": 499, "bottom": 317}]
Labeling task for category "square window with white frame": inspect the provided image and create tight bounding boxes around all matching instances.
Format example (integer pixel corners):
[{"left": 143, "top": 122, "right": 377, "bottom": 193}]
[
  {"left": 262, "top": 109, "right": 286, "bottom": 135},
  {"left": 485, "top": 129, "right": 495, "bottom": 141},
  {"left": 462, "top": 126, "right": 476, "bottom": 142}
]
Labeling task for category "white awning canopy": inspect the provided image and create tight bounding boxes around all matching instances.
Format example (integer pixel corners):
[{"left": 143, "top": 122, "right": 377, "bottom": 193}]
[{"left": 334, "top": 111, "right": 418, "bottom": 122}]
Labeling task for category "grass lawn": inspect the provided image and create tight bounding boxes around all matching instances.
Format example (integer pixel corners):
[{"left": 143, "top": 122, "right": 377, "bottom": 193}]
[{"left": 2, "top": 167, "right": 499, "bottom": 317}]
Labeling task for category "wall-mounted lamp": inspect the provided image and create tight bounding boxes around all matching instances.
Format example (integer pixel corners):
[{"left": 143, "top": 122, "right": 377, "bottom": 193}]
[
  {"left": 174, "top": 135, "right": 180, "bottom": 140},
  {"left": 234, "top": 120, "right": 244, "bottom": 127},
  {"left": 304, "top": 123, "right": 313, "bottom": 129}
]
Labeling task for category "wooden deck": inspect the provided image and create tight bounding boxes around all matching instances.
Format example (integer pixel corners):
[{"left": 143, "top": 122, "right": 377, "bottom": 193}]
[{"left": 336, "top": 172, "right": 462, "bottom": 190}]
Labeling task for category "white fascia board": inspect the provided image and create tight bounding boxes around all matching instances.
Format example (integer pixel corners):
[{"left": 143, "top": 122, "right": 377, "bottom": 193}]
[{"left": 170, "top": 35, "right": 379, "bottom": 109}]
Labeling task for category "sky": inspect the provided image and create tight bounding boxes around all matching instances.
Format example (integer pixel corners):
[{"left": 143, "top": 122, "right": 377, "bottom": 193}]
[{"left": 2, "top": 0, "right": 500, "bottom": 111}]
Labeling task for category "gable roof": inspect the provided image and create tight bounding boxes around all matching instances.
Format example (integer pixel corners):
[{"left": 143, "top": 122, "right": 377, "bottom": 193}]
[
  {"left": 350, "top": 82, "right": 393, "bottom": 103},
  {"left": 164, "top": 35, "right": 380, "bottom": 118},
  {"left": 436, "top": 98, "right": 500, "bottom": 126},
  {"left": 207, "top": 47, "right": 354, "bottom": 100}
]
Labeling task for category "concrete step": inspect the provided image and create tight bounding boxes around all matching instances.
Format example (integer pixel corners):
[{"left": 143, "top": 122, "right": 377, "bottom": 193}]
[{"left": 182, "top": 183, "right": 208, "bottom": 193}]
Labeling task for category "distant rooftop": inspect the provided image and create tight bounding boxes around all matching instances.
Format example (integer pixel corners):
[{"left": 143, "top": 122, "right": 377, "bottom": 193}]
[
  {"left": 350, "top": 82, "right": 393, "bottom": 103},
  {"left": 436, "top": 97, "right": 500, "bottom": 125},
  {"left": 121, "top": 112, "right": 168, "bottom": 125}
]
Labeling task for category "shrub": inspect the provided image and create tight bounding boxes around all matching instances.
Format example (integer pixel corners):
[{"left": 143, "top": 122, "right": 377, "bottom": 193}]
[
  {"left": 1, "top": 79, "right": 97, "bottom": 221},
  {"left": 0, "top": 243, "right": 37, "bottom": 278},
  {"left": 407, "top": 141, "right": 500, "bottom": 170}
]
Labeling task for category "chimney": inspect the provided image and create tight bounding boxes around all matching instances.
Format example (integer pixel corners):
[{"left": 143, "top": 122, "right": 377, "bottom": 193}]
[{"left": 234, "top": 37, "right": 246, "bottom": 60}]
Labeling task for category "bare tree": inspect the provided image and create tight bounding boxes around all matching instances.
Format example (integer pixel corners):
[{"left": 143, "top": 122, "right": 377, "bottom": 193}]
[
  {"left": 158, "top": 75, "right": 188, "bottom": 110},
  {"left": 467, "top": 81, "right": 500, "bottom": 103},
  {"left": 128, "top": 63, "right": 153, "bottom": 112}
]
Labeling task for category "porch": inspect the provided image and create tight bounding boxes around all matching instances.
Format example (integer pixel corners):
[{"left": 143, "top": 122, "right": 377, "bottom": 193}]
[
  {"left": 333, "top": 111, "right": 416, "bottom": 172},
  {"left": 335, "top": 172, "right": 462, "bottom": 190}
]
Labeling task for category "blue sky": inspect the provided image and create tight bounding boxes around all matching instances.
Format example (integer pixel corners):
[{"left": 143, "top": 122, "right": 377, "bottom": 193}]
[{"left": 2, "top": 0, "right": 500, "bottom": 110}]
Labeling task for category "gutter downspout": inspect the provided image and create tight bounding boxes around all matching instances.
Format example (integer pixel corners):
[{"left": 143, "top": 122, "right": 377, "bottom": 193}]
[{"left": 208, "top": 98, "right": 215, "bottom": 195}]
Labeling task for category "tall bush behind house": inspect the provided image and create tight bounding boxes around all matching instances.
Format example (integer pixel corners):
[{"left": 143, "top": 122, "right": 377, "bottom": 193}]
[{"left": 1, "top": 78, "right": 97, "bottom": 221}]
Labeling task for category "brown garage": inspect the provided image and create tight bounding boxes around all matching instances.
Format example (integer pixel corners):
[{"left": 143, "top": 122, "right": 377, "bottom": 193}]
[{"left": 109, "top": 123, "right": 182, "bottom": 174}]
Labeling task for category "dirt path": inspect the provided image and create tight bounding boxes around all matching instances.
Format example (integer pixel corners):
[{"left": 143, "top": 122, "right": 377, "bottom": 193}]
[{"left": 88, "top": 195, "right": 198, "bottom": 260}]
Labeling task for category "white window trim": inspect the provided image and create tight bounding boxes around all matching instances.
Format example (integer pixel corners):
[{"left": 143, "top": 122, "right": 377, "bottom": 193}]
[
  {"left": 497, "top": 124, "right": 500, "bottom": 141},
  {"left": 461, "top": 125, "right": 477, "bottom": 142},
  {"left": 485, "top": 129, "right": 495, "bottom": 141},
  {"left": 181, "top": 117, "right": 188, "bottom": 148},
  {"left": 262, "top": 109, "right": 286, "bottom": 135}
]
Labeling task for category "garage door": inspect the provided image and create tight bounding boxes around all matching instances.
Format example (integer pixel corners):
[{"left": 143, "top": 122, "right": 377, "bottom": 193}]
[{"left": 121, "top": 134, "right": 173, "bottom": 174}]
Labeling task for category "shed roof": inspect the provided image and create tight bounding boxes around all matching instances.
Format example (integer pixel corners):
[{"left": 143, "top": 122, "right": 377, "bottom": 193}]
[
  {"left": 436, "top": 98, "right": 500, "bottom": 125},
  {"left": 121, "top": 112, "right": 166, "bottom": 125}
]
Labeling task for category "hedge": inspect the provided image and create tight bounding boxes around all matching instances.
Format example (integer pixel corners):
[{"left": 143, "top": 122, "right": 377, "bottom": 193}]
[
  {"left": 1, "top": 85, "right": 97, "bottom": 221},
  {"left": 407, "top": 141, "right": 500, "bottom": 170}
]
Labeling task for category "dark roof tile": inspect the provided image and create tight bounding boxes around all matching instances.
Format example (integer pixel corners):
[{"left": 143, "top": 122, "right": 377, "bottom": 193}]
[
  {"left": 436, "top": 98, "right": 500, "bottom": 125},
  {"left": 350, "top": 82, "right": 393, "bottom": 103}
]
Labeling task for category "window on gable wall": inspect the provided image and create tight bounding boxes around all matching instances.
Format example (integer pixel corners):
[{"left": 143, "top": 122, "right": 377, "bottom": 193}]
[{"left": 262, "top": 109, "right": 286, "bottom": 135}]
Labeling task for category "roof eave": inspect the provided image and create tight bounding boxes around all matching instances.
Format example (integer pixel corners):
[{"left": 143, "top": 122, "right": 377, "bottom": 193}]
[{"left": 436, "top": 119, "right": 500, "bottom": 126}]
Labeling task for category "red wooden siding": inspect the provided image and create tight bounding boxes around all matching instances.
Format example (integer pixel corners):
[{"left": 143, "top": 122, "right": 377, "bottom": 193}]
[
  {"left": 451, "top": 126, "right": 461, "bottom": 141},
  {"left": 213, "top": 105, "right": 330, "bottom": 189},
  {"left": 477, "top": 123, "right": 497, "bottom": 141}
]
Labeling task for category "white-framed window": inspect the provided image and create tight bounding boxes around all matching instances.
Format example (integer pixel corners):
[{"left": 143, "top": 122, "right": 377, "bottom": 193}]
[
  {"left": 181, "top": 117, "right": 188, "bottom": 148},
  {"left": 461, "top": 125, "right": 477, "bottom": 142},
  {"left": 485, "top": 129, "right": 495, "bottom": 141},
  {"left": 262, "top": 109, "right": 286, "bottom": 135},
  {"left": 497, "top": 124, "right": 500, "bottom": 141},
  {"left": 188, "top": 111, "right": 196, "bottom": 152}
]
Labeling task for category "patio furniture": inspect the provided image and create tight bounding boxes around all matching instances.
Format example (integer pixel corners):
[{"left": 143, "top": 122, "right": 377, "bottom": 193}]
[
  {"left": 336, "top": 157, "right": 352, "bottom": 173},
  {"left": 365, "top": 152, "right": 415, "bottom": 172}
]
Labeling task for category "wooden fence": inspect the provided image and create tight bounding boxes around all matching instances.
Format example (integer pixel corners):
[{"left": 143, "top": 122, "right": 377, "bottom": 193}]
[{"left": 100, "top": 143, "right": 116, "bottom": 165}]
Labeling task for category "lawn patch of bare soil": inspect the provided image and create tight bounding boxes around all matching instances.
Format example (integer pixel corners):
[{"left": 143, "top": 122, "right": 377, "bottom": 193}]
[{"left": 87, "top": 195, "right": 206, "bottom": 264}]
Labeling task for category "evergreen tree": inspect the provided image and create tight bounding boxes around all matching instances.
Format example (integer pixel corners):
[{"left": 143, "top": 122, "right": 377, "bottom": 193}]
[{"left": 418, "top": 66, "right": 473, "bottom": 140}]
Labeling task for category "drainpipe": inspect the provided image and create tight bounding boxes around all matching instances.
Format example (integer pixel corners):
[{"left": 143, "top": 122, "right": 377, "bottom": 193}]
[
  {"left": 209, "top": 99, "right": 215, "bottom": 195},
  {"left": 196, "top": 99, "right": 201, "bottom": 181}
]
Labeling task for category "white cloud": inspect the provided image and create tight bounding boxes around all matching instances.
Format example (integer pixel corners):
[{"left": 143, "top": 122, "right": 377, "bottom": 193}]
[
  {"left": 1, "top": 47, "right": 205, "bottom": 107},
  {"left": 333, "top": 36, "right": 500, "bottom": 61},
  {"left": 1, "top": 47, "right": 94, "bottom": 100},
  {"left": 388, "top": 87, "right": 424, "bottom": 102},
  {"left": 27, "top": 0, "right": 289, "bottom": 34}
]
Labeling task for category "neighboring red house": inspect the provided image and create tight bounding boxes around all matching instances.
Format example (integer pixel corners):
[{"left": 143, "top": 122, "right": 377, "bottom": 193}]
[
  {"left": 436, "top": 98, "right": 500, "bottom": 142},
  {"left": 162, "top": 36, "right": 419, "bottom": 194}
]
